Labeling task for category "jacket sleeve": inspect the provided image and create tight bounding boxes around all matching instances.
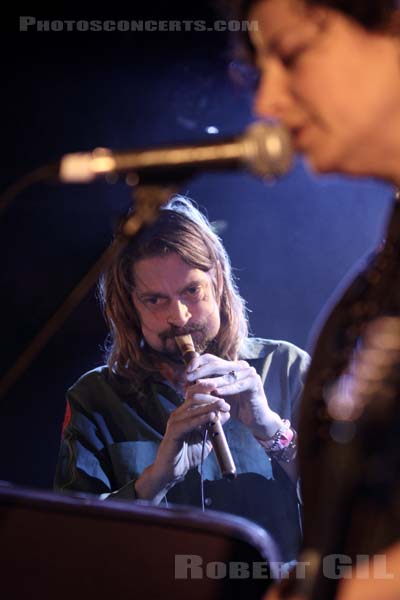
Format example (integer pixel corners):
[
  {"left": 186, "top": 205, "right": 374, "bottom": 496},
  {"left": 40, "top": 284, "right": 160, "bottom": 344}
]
[
  {"left": 284, "top": 342, "right": 311, "bottom": 427},
  {"left": 258, "top": 340, "right": 311, "bottom": 428},
  {"left": 54, "top": 392, "right": 138, "bottom": 501}
]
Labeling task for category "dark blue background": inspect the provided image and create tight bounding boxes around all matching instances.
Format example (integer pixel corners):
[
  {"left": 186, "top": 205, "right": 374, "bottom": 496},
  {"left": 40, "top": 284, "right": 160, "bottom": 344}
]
[{"left": 0, "top": 1, "right": 393, "bottom": 489}]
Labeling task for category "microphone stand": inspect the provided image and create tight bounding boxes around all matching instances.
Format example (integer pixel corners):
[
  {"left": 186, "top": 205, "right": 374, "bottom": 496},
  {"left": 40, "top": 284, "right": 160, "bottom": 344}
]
[{"left": 0, "top": 182, "right": 180, "bottom": 401}]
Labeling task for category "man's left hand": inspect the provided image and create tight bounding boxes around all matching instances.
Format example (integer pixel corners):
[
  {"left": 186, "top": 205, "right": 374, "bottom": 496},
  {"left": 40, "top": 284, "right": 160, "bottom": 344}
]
[{"left": 186, "top": 354, "right": 282, "bottom": 441}]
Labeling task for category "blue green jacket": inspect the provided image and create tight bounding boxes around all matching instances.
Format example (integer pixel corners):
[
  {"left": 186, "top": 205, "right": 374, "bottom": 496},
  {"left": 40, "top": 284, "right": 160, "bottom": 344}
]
[{"left": 55, "top": 338, "right": 310, "bottom": 562}]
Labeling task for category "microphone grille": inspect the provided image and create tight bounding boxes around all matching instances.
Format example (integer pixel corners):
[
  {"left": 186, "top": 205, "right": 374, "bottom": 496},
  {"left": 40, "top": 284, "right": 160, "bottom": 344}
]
[{"left": 242, "top": 121, "right": 293, "bottom": 178}]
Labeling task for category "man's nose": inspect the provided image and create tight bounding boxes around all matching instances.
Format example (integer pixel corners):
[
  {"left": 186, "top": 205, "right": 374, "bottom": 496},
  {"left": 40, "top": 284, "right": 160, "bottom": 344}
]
[
  {"left": 253, "top": 60, "right": 291, "bottom": 121},
  {"left": 167, "top": 300, "right": 192, "bottom": 327}
]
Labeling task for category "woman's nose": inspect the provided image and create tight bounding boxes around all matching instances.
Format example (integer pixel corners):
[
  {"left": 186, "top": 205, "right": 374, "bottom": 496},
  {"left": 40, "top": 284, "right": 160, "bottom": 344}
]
[{"left": 253, "top": 60, "right": 291, "bottom": 121}]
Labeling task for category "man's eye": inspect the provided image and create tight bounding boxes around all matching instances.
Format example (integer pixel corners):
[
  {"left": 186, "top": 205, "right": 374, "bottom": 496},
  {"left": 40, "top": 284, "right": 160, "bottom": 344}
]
[
  {"left": 186, "top": 286, "right": 201, "bottom": 298},
  {"left": 144, "top": 296, "right": 165, "bottom": 306}
]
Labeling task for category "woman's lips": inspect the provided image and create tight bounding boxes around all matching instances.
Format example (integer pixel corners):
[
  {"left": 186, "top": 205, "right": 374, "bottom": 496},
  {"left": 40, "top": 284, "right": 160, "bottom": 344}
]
[
  {"left": 291, "top": 122, "right": 317, "bottom": 152},
  {"left": 291, "top": 125, "right": 308, "bottom": 147}
]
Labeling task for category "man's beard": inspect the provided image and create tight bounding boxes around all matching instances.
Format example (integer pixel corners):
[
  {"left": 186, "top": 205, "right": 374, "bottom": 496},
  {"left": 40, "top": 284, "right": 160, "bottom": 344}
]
[{"left": 158, "top": 323, "right": 215, "bottom": 360}]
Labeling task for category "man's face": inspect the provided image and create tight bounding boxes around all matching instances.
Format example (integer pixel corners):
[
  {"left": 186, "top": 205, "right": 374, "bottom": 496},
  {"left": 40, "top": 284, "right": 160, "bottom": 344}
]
[{"left": 131, "top": 252, "right": 221, "bottom": 359}]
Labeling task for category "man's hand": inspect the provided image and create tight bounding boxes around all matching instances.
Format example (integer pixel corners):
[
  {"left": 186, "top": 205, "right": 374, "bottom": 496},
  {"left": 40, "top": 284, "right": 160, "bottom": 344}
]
[
  {"left": 135, "top": 380, "right": 230, "bottom": 502},
  {"left": 186, "top": 353, "right": 282, "bottom": 442},
  {"left": 154, "top": 382, "right": 230, "bottom": 481}
]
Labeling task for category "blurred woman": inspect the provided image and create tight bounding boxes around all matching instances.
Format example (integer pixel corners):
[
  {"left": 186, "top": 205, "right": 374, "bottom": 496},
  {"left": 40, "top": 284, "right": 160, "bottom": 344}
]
[{"left": 232, "top": 1, "right": 400, "bottom": 598}]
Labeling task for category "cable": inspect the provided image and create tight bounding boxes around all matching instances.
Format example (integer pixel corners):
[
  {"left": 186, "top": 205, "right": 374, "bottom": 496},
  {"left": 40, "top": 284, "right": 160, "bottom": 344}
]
[{"left": 200, "top": 426, "right": 209, "bottom": 512}]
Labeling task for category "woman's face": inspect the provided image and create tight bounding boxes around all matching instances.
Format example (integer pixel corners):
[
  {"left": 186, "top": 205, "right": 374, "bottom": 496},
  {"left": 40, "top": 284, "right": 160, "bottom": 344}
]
[{"left": 249, "top": 0, "right": 400, "bottom": 178}]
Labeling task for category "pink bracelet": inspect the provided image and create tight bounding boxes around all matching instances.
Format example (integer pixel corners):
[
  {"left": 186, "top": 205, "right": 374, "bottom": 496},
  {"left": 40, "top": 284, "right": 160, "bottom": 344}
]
[
  {"left": 265, "top": 419, "right": 294, "bottom": 451},
  {"left": 257, "top": 420, "right": 298, "bottom": 463}
]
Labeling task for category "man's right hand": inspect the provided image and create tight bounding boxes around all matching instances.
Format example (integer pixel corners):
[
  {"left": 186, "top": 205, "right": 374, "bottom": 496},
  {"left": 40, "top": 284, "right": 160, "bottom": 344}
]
[{"left": 134, "top": 381, "right": 231, "bottom": 502}]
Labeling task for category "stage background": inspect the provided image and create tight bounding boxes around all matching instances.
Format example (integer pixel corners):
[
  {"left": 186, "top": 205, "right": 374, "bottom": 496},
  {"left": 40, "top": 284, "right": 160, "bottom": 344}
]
[{"left": 0, "top": 1, "right": 393, "bottom": 488}]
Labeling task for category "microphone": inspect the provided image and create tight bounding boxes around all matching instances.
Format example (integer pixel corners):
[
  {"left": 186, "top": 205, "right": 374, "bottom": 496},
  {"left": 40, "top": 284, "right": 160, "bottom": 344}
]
[
  {"left": 58, "top": 121, "right": 293, "bottom": 183},
  {"left": 175, "top": 334, "right": 237, "bottom": 480}
]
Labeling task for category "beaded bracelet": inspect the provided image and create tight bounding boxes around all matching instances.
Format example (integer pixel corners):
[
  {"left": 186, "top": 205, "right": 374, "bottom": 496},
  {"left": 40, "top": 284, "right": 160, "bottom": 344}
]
[
  {"left": 273, "top": 429, "right": 298, "bottom": 463},
  {"left": 257, "top": 419, "right": 298, "bottom": 463}
]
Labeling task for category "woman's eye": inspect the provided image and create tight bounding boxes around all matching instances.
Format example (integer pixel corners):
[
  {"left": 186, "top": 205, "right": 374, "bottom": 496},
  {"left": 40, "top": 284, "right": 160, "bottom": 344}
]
[
  {"left": 279, "top": 42, "right": 311, "bottom": 68},
  {"left": 281, "top": 51, "right": 298, "bottom": 68},
  {"left": 280, "top": 48, "right": 302, "bottom": 68}
]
